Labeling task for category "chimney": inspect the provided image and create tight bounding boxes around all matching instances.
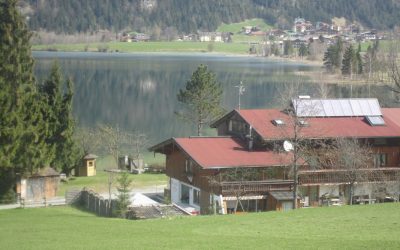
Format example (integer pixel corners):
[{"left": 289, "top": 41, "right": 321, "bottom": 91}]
[
  {"left": 247, "top": 125, "right": 253, "bottom": 151},
  {"left": 248, "top": 139, "right": 254, "bottom": 151}
]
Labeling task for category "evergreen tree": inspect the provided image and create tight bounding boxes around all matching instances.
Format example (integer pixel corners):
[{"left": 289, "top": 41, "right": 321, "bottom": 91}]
[
  {"left": 283, "top": 40, "right": 294, "bottom": 56},
  {"left": 341, "top": 45, "right": 355, "bottom": 76},
  {"left": 40, "top": 63, "right": 78, "bottom": 175},
  {"left": 323, "top": 46, "right": 337, "bottom": 73},
  {"left": 176, "top": 64, "right": 224, "bottom": 136},
  {"left": 58, "top": 78, "right": 80, "bottom": 175},
  {"left": 0, "top": 0, "right": 35, "bottom": 170},
  {"left": 323, "top": 38, "right": 343, "bottom": 73},
  {"left": 298, "top": 43, "right": 308, "bottom": 59},
  {"left": 115, "top": 171, "right": 133, "bottom": 218},
  {"left": 0, "top": 0, "right": 41, "bottom": 200},
  {"left": 355, "top": 43, "right": 363, "bottom": 75}
]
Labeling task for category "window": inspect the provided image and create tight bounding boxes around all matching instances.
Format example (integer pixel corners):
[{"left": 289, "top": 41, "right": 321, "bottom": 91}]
[
  {"left": 193, "top": 189, "right": 200, "bottom": 205},
  {"left": 180, "top": 184, "right": 190, "bottom": 204},
  {"left": 374, "top": 153, "right": 387, "bottom": 167},
  {"left": 272, "top": 119, "right": 285, "bottom": 126},
  {"left": 298, "top": 120, "right": 308, "bottom": 127},
  {"left": 229, "top": 119, "right": 247, "bottom": 134},
  {"left": 366, "top": 116, "right": 385, "bottom": 126},
  {"left": 374, "top": 138, "right": 387, "bottom": 146},
  {"left": 88, "top": 161, "right": 93, "bottom": 167},
  {"left": 185, "top": 159, "right": 193, "bottom": 174}
]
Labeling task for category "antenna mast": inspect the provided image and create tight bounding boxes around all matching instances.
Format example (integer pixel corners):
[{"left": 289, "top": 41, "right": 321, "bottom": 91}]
[{"left": 235, "top": 81, "right": 245, "bottom": 110}]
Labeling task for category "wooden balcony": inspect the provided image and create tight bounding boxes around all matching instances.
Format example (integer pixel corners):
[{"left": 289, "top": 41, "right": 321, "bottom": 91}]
[
  {"left": 219, "top": 180, "right": 293, "bottom": 196},
  {"left": 298, "top": 167, "right": 400, "bottom": 186}
]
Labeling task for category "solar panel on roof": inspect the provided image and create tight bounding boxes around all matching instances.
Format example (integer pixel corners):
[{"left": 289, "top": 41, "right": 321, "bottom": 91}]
[
  {"left": 292, "top": 98, "right": 382, "bottom": 117},
  {"left": 366, "top": 116, "right": 385, "bottom": 126}
]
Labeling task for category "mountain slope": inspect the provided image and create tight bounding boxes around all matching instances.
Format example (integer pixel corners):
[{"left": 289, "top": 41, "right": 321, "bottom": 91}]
[{"left": 22, "top": 0, "right": 400, "bottom": 34}]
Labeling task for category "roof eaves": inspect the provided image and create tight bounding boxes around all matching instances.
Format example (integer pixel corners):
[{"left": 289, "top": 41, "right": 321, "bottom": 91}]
[
  {"left": 204, "top": 164, "right": 290, "bottom": 169},
  {"left": 148, "top": 138, "right": 175, "bottom": 153},
  {"left": 210, "top": 110, "right": 237, "bottom": 128}
]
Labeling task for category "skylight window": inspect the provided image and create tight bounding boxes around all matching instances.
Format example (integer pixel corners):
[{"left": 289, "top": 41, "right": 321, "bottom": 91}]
[
  {"left": 366, "top": 116, "right": 385, "bottom": 126},
  {"left": 272, "top": 119, "right": 285, "bottom": 126},
  {"left": 298, "top": 120, "right": 309, "bottom": 127}
]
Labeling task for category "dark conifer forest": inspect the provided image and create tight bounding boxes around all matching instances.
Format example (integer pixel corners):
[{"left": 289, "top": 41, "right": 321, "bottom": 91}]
[{"left": 21, "top": 0, "right": 400, "bottom": 34}]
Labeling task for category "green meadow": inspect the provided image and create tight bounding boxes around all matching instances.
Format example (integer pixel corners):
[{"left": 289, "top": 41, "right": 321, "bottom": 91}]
[
  {"left": 31, "top": 19, "right": 276, "bottom": 54},
  {"left": 32, "top": 41, "right": 251, "bottom": 55},
  {"left": 0, "top": 203, "right": 399, "bottom": 249},
  {"left": 57, "top": 154, "right": 167, "bottom": 196}
]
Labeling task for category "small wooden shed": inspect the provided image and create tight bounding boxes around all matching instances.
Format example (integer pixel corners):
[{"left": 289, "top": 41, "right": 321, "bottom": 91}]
[
  {"left": 16, "top": 167, "right": 60, "bottom": 202},
  {"left": 267, "top": 191, "right": 300, "bottom": 211},
  {"left": 76, "top": 154, "right": 98, "bottom": 177}
]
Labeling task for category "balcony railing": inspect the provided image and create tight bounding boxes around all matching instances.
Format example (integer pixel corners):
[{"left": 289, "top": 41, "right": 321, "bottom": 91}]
[
  {"left": 219, "top": 180, "right": 293, "bottom": 196},
  {"left": 298, "top": 167, "right": 400, "bottom": 185}
]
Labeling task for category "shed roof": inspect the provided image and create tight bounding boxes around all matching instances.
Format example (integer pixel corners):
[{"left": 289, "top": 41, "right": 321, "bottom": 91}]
[
  {"left": 83, "top": 154, "right": 98, "bottom": 160},
  {"left": 32, "top": 167, "right": 60, "bottom": 177},
  {"left": 151, "top": 137, "right": 293, "bottom": 169},
  {"left": 269, "top": 191, "right": 298, "bottom": 201}
]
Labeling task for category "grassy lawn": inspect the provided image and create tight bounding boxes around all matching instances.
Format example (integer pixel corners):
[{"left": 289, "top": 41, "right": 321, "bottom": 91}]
[
  {"left": 0, "top": 203, "right": 399, "bottom": 249},
  {"left": 217, "top": 18, "right": 272, "bottom": 43},
  {"left": 32, "top": 19, "right": 274, "bottom": 54},
  {"left": 57, "top": 171, "right": 167, "bottom": 196},
  {"left": 217, "top": 18, "right": 272, "bottom": 33},
  {"left": 32, "top": 41, "right": 251, "bottom": 55},
  {"left": 57, "top": 153, "right": 167, "bottom": 196}
]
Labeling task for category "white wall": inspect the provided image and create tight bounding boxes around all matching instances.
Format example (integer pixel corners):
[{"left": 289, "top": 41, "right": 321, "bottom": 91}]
[
  {"left": 170, "top": 178, "right": 180, "bottom": 204},
  {"left": 170, "top": 178, "right": 200, "bottom": 211}
]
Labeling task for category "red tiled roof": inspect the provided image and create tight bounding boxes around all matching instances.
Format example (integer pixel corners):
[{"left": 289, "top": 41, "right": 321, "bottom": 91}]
[
  {"left": 174, "top": 137, "right": 293, "bottom": 169},
  {"left": 237, "top": 108, "right": 400, "bottom": 140}
]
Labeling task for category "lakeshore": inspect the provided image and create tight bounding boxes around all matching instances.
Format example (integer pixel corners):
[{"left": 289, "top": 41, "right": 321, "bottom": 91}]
[{"left": 31, "top": 42, "right": 392, "bottom": 89}]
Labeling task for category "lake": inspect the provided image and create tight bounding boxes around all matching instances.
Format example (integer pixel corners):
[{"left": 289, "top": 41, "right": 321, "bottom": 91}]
[{"left": 33, "top": 52, "right": 396, "bottom": 144}]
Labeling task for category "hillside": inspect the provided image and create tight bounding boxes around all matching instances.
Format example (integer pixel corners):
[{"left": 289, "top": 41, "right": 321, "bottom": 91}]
[
  {"left": 20, "top": 0, "right": 400, "bottom": 35},
  {"left": 1, "top": 203, "right": 400, "bottom": 249}
]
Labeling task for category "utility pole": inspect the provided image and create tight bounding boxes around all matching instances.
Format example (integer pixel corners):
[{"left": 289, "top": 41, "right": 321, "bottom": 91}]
[{"left": 235, "top": 81, "right": 245, "bottom": 110}]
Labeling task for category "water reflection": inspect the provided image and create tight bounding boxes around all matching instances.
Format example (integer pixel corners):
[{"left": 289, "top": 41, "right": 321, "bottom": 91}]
[{"left": 33, "top": 52, "right": 398, "bottom": 143}]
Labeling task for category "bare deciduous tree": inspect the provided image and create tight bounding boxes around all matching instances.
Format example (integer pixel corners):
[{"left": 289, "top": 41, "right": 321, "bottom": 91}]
[
  {"left": 208, "top": 167, "right": 261, "bottom": 213},
  {"left": 98, "top": 124, "right": 126, "bottom": 168},
  {"left": 74, "top": 127, "right": 101, "bottom": 156},
  {"left": 311, "top": 138, "right": 374, "bottom": 205},
  {"left": 274, "top": 82, "right": 317, "bottom": 209},
  {"left": 387, "top": 40, "right": 400, "bottom": 100},
  {"left": 126, "top": 131, "right": 149, "bottom": 160}
]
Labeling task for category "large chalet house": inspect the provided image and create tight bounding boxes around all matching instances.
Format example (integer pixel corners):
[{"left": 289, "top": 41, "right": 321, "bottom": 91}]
[{"left": 150, "top": 98, "right": 400, "bottom": 214}]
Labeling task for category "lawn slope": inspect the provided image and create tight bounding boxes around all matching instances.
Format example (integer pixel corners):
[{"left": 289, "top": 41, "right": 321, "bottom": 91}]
[{"left": 0, "top": 203, "right": 399, "bottom": 249}]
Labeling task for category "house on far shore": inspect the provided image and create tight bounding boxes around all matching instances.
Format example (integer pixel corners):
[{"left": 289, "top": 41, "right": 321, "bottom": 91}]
[
  {"left": 198, "top": 32, "right": 231, "bottom": 43},
  {"left": 150, "top": 98, "right": 400, "bottom": 215},
  {"left": 134, "top": 33, "right": 151, "bottom": 42},
  {"left": 76, "top": 154, "right": 98, "bottom": 177},
  {"left": 16, "top": 167, "right": 60, "bottom": 202}
]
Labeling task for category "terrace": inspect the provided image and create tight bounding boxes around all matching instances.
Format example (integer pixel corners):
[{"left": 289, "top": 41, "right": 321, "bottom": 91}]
[{"left": 298, "top": 167, "right": 400, "bottom": 185}]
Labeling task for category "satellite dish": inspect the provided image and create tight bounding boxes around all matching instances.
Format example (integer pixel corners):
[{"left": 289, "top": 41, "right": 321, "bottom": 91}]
[{"left": 283, "top": 141, "right": 294, "bottom": 152}]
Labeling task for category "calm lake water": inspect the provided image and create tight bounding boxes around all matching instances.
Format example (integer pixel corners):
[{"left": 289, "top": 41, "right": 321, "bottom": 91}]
[{"left": 32, "top": 51, "right": 397, "bottom": 144}]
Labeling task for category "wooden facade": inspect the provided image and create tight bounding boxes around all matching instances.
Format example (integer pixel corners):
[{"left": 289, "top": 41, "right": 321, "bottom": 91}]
[
  {"left": 151, "top": 100, "right": 400, "bottom": 214},
  {"left": 16, "top": 167, "right": 60, "bottom": 202}
]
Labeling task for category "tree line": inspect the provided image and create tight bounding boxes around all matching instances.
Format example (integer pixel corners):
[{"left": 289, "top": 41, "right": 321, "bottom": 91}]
[
  {"left": 21, "top": 0, "right": 400, "bottom": 35},
  {"left": 322, "top": 37, "right": 400, "bottom": 90}
]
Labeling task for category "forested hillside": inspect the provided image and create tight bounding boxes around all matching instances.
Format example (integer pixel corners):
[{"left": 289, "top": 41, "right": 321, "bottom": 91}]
[{"left": 21, "top": 0, "right": 400, "bottom": 34}]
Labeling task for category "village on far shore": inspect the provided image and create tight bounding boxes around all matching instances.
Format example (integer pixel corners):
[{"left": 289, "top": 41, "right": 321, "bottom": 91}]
[{"left": 119, "top": 17, "right": 384, "bottom": 56}]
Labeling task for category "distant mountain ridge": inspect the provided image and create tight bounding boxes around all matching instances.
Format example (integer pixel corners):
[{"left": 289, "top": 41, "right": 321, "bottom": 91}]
[{"left": 21, "top": 0, "right": 400, "bottom": 34}]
